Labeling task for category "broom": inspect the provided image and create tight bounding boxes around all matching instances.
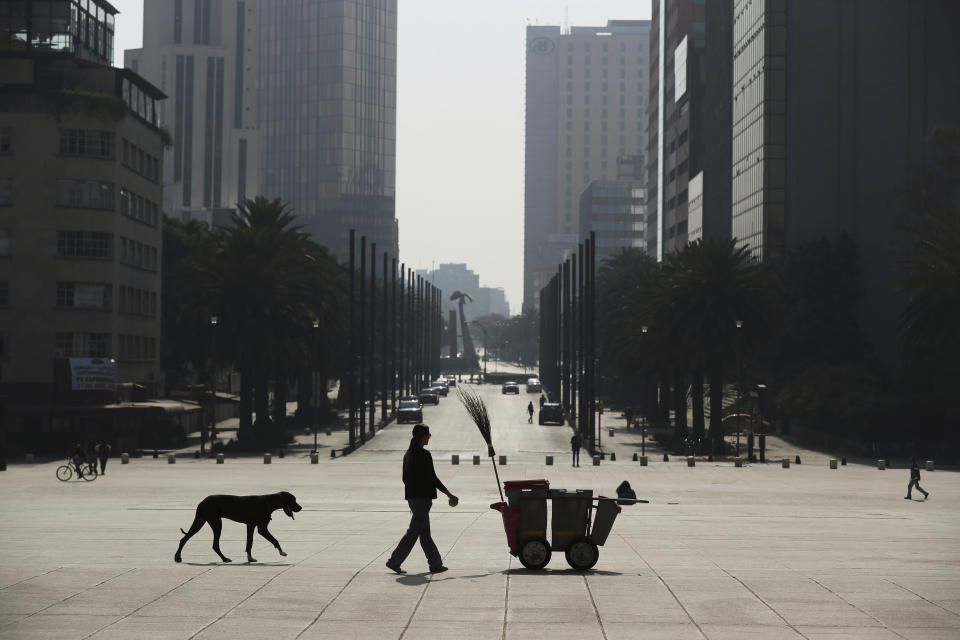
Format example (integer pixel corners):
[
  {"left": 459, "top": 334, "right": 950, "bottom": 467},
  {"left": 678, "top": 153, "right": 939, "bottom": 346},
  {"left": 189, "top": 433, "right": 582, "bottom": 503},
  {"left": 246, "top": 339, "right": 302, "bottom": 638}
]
[{"left": 456, "top": 385, "right": 505, "bottom": 503}]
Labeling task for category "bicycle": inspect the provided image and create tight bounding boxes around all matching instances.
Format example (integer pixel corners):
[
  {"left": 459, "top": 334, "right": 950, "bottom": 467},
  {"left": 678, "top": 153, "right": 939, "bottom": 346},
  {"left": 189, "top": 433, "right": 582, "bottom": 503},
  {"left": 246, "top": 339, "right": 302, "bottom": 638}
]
[{"left": 56, "top": 459, "right": 98, "bottom": 482}]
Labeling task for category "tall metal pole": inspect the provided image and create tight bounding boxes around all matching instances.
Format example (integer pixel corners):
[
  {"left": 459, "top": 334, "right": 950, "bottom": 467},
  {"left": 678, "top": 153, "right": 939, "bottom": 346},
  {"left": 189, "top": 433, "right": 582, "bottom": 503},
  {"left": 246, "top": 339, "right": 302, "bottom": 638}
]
[
  {"left": 312, "top": 319, "right": 319, "bottom": 454},
  {"left": 391, "top": 257, "right": 398, "bottom": 413},
  {"left": 571, "top": 251, "right": 578, "bottom": 427},
  {"left": 589, "top": 232, "right": 597, "bottom": 451},
  {"left": 348, "top": 230, "right": 356, "bottom": 448},
  {"left": 359, "top": 236, "right": 366, "bottom": 442},
  {"left": 209, "top": 316, "right": 217, "bottom": 455},
  {"left": 369, "top": 243, "right": 376, "bottom": 434},
  {"left": 382, "top": 251, "right": 388, "bottom": 422}
]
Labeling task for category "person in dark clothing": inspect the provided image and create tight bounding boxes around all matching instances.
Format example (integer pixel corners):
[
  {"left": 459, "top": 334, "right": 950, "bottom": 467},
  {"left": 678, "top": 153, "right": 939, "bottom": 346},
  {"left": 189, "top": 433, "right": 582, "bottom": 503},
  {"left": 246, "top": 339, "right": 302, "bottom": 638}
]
[
  {"left": 539, "top": 394, "right": 546, "bottom": 408},
  {"left": 905, "top": 457, "right": 929, "bottom": 500},
  {"left": 72, "top": 443, "right": 87, "bottom": 478},
  {"left": 570, "top": 432, "right": 582, "bottom": 467},
  {"left": 96, "top": 442, "right": 111, "bottom": 475},
  {"left": 386, "top": 424, "right": 458, "bottom": 574},
  {"left": 527, "top": 401, "right": 534, "bottom": 423}
]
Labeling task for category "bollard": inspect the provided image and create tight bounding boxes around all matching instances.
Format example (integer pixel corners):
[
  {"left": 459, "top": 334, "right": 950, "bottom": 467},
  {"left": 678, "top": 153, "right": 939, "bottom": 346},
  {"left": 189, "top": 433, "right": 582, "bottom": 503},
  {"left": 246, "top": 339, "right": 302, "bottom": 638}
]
[
  {"left": 264, "top": 453, "right": 272, "bottom": 464},
  {"left": 330, "top": 449, "right": 336, "bottom": 458},
  {"left": 687, "top": 456, "right": 695, "bottom": 467},
  {"left": 632, "top": 452, "right": 638, "bottom": 461},
  {"left": 708, "top": 454, "right": 714, "bottom": 462},
  {"left": 217, "top": 453, "right": 224, "bottom": 464},
  {"left": 305, "top": 427, "right": 311, "bottom": 435},
  {"left": 926, "top": 460, "right": 934, "bottom": 471},
  {"left": 663, "top": 453, "right": 669, "bottom": 462},
  {"left": 841, "top": 456, "right": 847, "bottom": 466},
  {"left": 593, "top": 456, "right": 601, "bottom": 466},
  {"left": 326, "top": 429, "right": 332, "bottom": 436},
  {"left": 167, "top": 454, "right": 176, "bottom": 464},
  {"left": 153, "top": 449, "right": 159, "bottom": 459},
  {"left": 121, "top": 452, "right": 130, "bottom": 464},
  {"left": 829, "top": 459, "right": 837, "bottom": 469},
  {"left": 610, "top": 452, "right": 616, "bottom": 461},
  {"left": 877, "top": 459, "right": 886, "bottom": 470},
  {"left": 795, "top": 455, "right": 801, "bottom": 465},
  {"left": 25, "top": 454, "right": 35, "bottom": 464},
  {"left": 640, "top": 455, "right": 648, "bottom": 466},
  {"left": 310, "top": 451, "right": 319, "bottom": 464},
  {"left": 499, "top": 455, "right": 507, "bottom": 465},
  {"left": 608, "top": 428, "right": 615, "bottom": 437},
  {"left": 451, "top": 454, "right": 459, "bottom": 465},
  {"left": 278, "top": 450, "right": 285, "bottom": 459},
  {"left": 545, "top": 455, "right": 554, "bottom": 465},
  {"left": 782, "top": 459, "right": 790, "bottom": 468},
  {"left": 735, "top": 457, "right": 744, "bottom": 468},
  {"left": 473, "top": 455, "right": 480, "bottom": 465}
]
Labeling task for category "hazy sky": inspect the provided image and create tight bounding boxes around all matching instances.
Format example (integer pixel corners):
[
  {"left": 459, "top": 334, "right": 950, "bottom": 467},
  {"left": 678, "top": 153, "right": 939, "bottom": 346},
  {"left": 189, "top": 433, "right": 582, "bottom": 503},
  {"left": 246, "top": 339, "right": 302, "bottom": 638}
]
[{"left": 111, "top": 1, "right": 651, "bottom": 314}]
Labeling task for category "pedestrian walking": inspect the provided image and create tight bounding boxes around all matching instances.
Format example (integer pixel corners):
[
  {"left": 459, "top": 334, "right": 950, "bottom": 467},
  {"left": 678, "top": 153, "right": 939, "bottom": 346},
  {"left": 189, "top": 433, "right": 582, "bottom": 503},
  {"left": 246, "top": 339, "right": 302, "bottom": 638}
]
[
  {"left": 570, "top": 432, "right": 582, "bottom": 467},
  {"left": 386, "top": 424, "right": 458, "bottom": 575},
  {"left": 96, "top": 442, "right": 111, "bottom": 475},
  {"left": 527, "top": 401, "right": 534, "bottom": 423},
  {"left": 539, "top": 394, "right": 546, "bottom": 408},
  {"left": 905, "top": 457, "right": 929, "bottom": 500}
]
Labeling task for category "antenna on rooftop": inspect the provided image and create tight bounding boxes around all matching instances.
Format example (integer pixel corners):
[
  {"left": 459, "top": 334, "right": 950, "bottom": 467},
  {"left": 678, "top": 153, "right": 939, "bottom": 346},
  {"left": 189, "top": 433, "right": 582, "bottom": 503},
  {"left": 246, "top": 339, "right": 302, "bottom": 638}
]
[{"left": 563, "top": 5, "right": 569, "bottom": 34}]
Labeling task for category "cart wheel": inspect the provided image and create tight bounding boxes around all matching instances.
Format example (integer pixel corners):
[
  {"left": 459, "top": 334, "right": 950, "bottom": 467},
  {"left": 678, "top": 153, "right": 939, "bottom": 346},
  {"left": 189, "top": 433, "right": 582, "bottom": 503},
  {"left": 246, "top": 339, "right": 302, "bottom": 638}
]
[
  {"left": 565, "top": 537, "right": 599, "bottom": 571},
  {"left": 56, "top": 465, "right": 72, "bottom": 482},
  {"left": 518, "top": 537, "right": 551, "bottom": 570}
]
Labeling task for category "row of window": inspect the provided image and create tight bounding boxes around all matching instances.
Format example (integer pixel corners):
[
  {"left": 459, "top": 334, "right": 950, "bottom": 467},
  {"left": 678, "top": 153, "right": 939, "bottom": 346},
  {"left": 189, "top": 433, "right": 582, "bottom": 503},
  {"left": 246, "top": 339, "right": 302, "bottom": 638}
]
[
  {"left": 57, "top": 230, "right": 112, "bottom": 258},
  {"left": 56, "top": 179, "right": 114, "bottom": 210},
  {"left": 565, "top": 93, "right": 640, "bottom": 107},
  {"left": 55, "top": 332, "right": 110, "bottom": 358},
  {"left": 566, "top": 42, "right": 645, "bottom": 53},
  {"left": 122, "top": 138, "right": 161, "bottom": 182},
  {"left": 119, "top": 187, "right": 160, "bottom": 227},
  {"left": 56, "top": 281, "right": 112, "bottom": 310},
  {"left": 118, "top": 285, "right": 157, "bottom": 317},
  {"left": 568, "top": 68, "right": 644, "bottom": 80},
  {"left": 60, "top": 128, "right": 114, "bottom": 159},
  {"left": 566, "top": 55, "right": 644, "bottom": 67},
  {"left": 119, "top": 237, "right": 158, "bottom": 272},
  {"left": 118, "top": 334, "right": 157, "bottom": 361},
  {"left": 567, "top": 82, "right": 644, "bottom": 94}
]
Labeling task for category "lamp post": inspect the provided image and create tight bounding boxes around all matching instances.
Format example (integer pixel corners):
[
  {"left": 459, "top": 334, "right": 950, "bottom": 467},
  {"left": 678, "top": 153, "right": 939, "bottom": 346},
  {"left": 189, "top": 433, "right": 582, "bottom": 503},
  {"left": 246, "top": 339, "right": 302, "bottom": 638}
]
[
  {"left": 756, "top": 383, "right": 767, "bottom": 463},
  {"left": 208, "top": 316, "right": 218, "bottom": 456},
  {"left": 735, "top": 319, "right": 743, "bottom": 458},
  {"left": 312, "top": 319, "right": 319, "bottom": 455}
]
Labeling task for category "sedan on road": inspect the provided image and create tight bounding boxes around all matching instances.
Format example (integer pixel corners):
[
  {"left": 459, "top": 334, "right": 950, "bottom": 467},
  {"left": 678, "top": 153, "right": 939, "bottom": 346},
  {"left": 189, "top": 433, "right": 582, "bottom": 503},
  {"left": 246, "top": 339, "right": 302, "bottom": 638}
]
[
  {"left": 397, "top": 398, "right": 423, "bottom": 424},
  {"left": 419, "top": 389, "right": 440, "bottom": 405},
  {"left": 430, "top": 381, "right": 449, "bottom": 397},
  {"left": 539, "top": 402, "right": 564, "bottom": 425},
  {"left": 502, "top": 382, "right": 520, "bottom": 394}
]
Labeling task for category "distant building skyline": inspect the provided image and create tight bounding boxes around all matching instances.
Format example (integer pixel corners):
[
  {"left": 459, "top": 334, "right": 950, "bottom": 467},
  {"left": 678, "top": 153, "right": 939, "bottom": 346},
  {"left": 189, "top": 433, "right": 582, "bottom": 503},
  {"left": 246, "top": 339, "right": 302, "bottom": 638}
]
[
  {"left": 523, "top": 19, "right": 651, "bottom": 313},
  {"left": 416, "top": 263, "right": 510, "bottom": 321},
  {"left": 126, "top": 0, "right": 399, "bottom": 259}
]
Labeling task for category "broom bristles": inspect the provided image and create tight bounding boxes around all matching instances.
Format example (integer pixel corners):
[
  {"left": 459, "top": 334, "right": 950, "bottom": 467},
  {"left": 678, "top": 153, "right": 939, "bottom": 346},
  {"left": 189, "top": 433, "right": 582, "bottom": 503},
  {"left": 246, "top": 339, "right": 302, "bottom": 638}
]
[{"left": 456, "top": 385, "right": 492, "bottom": 446}]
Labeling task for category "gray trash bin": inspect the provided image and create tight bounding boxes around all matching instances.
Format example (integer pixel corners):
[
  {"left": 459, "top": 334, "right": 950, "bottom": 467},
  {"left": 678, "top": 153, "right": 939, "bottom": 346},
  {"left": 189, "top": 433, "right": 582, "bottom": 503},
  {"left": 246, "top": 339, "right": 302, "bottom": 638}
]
[
  {"left": 589, "top": 498, "right": 621, "bottom": 546},
  {"left": 550, "top": 489, "right": 592, "bottom": 551},
  {"left": 504, "top": 480, "right": 550, "bottom": 544}
]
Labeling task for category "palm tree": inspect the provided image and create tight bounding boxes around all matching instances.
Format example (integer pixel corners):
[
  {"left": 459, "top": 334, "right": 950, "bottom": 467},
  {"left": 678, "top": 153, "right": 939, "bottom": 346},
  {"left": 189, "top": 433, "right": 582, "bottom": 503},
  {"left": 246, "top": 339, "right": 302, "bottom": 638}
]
[{"left": 658, "top": 238, "right": 780, "bottom": 452}]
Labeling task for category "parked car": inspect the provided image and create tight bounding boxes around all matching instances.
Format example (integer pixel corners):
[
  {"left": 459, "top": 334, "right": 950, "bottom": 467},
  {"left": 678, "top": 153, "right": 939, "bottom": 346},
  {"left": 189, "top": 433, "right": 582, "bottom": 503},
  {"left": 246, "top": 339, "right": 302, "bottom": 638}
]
[
  {"left": 419, "top": 389, "right": 440, "bottom": 405},
  {"left": 444, "top": 375, "right": 457, "bottom": 387},
  {"left": 501, "top": 381, "right": 520, "bottom": 395},
  {"left": 526, "top": 378, "right": 542, "bottom": 393},
  {"left": 430, "top": 380, "right": 449, "bottom": 396},
  {"left": 538, "top": 402, "right": 564, "bottom": 425},
  {"left": 397, "top": 398, "right": 423, "bottom": 424}
]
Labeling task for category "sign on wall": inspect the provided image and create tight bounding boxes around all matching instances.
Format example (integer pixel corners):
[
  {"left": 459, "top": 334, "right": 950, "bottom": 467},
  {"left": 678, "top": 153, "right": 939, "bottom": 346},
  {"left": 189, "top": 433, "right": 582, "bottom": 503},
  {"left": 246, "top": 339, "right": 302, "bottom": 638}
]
[{"left": 69, "top": 358, "right": 117, "bottom": 391}]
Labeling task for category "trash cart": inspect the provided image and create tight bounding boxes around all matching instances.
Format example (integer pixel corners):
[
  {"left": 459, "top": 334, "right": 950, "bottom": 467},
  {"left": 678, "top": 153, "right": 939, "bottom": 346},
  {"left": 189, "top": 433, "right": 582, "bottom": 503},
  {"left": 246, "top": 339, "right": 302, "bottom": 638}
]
[{"left": 491, "top": 479, "right": 630, "bottom": 571}]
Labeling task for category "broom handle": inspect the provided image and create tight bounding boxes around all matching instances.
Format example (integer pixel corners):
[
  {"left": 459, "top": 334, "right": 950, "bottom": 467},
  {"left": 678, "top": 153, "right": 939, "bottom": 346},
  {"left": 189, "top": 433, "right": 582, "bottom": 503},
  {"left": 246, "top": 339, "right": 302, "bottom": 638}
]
[{"left": 490, "top": 456, "right": 505, "bottom": 503}]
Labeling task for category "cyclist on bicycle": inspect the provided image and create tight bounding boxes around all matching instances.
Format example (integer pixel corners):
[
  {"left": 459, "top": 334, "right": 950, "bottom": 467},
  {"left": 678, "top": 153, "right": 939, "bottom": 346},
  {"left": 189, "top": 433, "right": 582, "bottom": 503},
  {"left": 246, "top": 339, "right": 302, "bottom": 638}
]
[{"left": 72, "top": 443, "right": 86, "bottom": 478}]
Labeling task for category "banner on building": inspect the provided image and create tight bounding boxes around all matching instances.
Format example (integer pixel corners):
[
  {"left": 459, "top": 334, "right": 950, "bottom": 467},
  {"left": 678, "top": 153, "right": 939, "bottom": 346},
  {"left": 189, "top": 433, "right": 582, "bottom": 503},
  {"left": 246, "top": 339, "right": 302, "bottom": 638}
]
[{"left": 69, "top": 358, "right": 117, "bottom": 391}]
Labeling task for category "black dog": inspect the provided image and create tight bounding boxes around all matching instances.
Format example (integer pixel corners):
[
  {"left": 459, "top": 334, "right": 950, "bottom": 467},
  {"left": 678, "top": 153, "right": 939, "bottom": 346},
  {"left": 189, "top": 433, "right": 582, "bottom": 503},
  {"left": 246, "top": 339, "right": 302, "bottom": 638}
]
[{"left": 174, "top": 491, "right": 302, "bottom": 563}]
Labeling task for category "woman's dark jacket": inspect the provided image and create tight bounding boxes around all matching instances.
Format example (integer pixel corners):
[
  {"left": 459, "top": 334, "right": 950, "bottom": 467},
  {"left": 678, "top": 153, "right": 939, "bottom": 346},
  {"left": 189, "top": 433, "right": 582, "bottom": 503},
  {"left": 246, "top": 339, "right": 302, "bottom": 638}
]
[{"left": 403, "top": 448, "right": 448, "bottom": 499}]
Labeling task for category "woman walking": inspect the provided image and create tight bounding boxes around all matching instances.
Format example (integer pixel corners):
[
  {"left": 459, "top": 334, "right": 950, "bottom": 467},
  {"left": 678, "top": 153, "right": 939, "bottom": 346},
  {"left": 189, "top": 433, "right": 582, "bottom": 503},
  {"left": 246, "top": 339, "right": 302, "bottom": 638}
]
[{"left": 386, "top": 424, "right": 458, "bottom": 574}]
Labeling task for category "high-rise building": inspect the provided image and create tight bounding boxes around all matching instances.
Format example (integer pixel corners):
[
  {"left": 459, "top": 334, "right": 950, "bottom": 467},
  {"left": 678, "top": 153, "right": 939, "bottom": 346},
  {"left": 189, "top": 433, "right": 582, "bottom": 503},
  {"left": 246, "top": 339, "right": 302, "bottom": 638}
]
[
  {"left": 730, "top": 0, "right": 960, "bottom": 359},
  {"left": 416, "top": 263, "right": 510, "bottom": 321},
  {"left": 646, "top": 0, "right": 732, "bottom": 261},
  {"left": 524, "top": 20, "right": 651, "bottom": 312},
  {"left": 127, "top": 0, "right": 398, "bottom": 259},
  {"left": 578, "top": 180, "right": 647, "bottom": 264},
  {"left": 0, "top": 0, "right": 166, "bottom": 399}
]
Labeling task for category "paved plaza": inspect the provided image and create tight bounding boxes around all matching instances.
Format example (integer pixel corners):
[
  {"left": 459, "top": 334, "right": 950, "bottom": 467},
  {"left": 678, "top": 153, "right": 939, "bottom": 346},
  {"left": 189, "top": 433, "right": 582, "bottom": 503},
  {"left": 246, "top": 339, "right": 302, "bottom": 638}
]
[{"left": 1, "top": 382, "right": 959, "bottom": 639}]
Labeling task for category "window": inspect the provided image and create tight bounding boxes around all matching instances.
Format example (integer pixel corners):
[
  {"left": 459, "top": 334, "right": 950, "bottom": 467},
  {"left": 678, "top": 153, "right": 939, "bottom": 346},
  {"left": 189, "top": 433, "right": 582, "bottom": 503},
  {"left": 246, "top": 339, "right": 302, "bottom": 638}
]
[
  {"left": 56, "top": 180, "right": 114, "bottom": 210},
  {"left": 55, "top": 332, "right": 110, "bottom": 358},
  {"left": 56, "top": 282, "right": 112, "bottom": 309},
  {"left": 59, "top": 129, "right": 115, "bottom": 159},
  {"left": 57, "top": 231, "right": 112, "bottom": 258}
]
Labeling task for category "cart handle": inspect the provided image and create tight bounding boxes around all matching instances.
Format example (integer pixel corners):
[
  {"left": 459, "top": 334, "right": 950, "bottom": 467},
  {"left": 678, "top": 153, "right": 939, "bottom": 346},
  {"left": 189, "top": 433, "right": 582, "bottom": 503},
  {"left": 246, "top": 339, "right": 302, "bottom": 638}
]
[{"left": 591, "top": 497, "right": 649, "bottom": 504}]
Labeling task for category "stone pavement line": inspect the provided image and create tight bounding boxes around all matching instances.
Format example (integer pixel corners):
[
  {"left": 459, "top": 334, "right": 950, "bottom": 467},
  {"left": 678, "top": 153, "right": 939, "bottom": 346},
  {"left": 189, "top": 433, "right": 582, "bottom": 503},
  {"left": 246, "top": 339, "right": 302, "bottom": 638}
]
[
  {"left": 399, "top": 509, "right": 486, "bottom": 640},
  {"left": 192, "top": 543, "right": 331, "bottom": 640},
  {"left": 501, "top": 556, "right": 513, "bottom": 640},
  {"left": 15, "top": 567, "right": 136, "bottom": 629},
  {"left": 723, "top": 572, "right": 809, "bottom": 639},
  {"left": 617, "top": 533, "right": 708, "bottom": 639},
  {"left": 84, "top": 566, "right": 218, "bottom": 639},
  {"left": 293, "top": 543, "right": 394, "bottom": 639},
  {"left": 807, "top": 576, "right": 907, "bottom": 638},
  {"left": 582, "top": 574, "right": 609, "bottom": 640},
  {"left": 0, "top": 567, "right": 59, "bottom": 595},
  {"left": 887, "top": 579, "right": 960, "bottom": 620}
]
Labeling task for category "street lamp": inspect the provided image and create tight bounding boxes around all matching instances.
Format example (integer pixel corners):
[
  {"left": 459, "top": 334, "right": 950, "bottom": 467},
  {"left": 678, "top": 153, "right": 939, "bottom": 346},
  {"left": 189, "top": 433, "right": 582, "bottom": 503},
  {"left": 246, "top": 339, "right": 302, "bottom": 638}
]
[
  {"left": 312, "top": 319, "right": 320, "bottom": 454},
  {"left": 756, "top": 383, "right": 767, "bottom": 463},
  {"left": 735, "top": 320, "right": 743, "bottom": 458},
  {"left": 208, "top": 316, "right": 218, "bottom": 456}
]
